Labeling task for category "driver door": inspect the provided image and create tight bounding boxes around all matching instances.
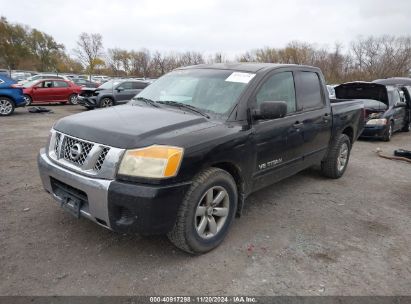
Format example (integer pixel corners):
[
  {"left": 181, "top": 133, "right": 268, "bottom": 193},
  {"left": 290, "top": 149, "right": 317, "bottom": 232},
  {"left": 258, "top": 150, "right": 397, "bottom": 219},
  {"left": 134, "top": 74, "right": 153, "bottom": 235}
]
[
  {"left": 251, "top": 70, "right": 305, "bottom": 191},
  {"left": 32, "top": 81, "right": 53, "bottom": 102}
]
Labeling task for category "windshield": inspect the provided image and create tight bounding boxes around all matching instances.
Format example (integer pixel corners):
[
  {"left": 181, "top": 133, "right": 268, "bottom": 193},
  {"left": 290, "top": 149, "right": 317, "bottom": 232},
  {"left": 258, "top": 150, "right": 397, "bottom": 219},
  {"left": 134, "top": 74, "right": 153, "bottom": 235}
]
[
  {"left": 98, "top": 80, "right": 122, "bottom": 89},
  {"left": 132, "top": 69, "right": 252, "bottom": 115},
  {"left": 23, "top": 80, "right": 39, "bottom": 88}
]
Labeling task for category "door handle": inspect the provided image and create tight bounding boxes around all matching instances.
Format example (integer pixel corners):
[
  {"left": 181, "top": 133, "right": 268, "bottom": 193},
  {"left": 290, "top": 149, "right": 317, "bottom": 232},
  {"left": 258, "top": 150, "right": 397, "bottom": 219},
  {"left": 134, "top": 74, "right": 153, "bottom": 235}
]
[
  {"left": 323, "top": 114, "right": 330, "bottom": 122},
  {"left": 293, "top": 122, "right": 304, "bottom": 128}
]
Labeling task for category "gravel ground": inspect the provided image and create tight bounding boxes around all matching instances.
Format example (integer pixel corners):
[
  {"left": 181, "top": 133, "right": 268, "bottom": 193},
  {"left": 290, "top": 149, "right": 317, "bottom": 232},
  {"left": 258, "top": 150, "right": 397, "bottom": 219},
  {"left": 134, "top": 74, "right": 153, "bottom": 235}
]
[{"left": 0, "top": 105, "right": 410, "bottom": 296}]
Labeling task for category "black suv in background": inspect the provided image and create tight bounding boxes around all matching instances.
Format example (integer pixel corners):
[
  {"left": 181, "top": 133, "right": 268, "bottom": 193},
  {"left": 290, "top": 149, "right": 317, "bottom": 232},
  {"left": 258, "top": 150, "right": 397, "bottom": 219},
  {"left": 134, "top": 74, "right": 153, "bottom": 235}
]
[{"left": 78, "top": 79, "right": 150, "bottom": 108}]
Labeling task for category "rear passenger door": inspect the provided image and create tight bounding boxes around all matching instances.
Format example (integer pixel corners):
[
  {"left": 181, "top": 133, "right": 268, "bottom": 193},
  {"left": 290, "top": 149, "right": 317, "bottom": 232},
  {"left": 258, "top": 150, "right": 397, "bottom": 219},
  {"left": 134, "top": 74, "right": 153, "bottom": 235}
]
[
  {"left": 53, "top": 80, "right": 70, "bottom": 101},
  {"left": 294, "top": 71, "right": 331, "bottom": 163}
]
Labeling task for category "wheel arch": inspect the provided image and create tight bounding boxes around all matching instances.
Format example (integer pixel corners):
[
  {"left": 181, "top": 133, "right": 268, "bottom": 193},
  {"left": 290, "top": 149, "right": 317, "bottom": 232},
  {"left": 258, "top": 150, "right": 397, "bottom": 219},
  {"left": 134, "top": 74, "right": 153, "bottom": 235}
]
[
  {"left": 341, "top": 126, "right": 354, "bottom": 144},
  {"left": 209, "top": 161, "right": 246, "bottom": 217},
  {"left": 0, "top": 95, "right": 15, "bottom": 105}
]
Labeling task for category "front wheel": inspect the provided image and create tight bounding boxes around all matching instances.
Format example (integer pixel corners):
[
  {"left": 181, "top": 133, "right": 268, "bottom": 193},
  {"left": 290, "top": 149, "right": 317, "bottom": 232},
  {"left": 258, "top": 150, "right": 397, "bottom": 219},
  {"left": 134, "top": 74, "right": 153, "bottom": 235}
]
[
  {"left": 383, "top": 121, "right": 394, "bottom": 141},
  {"left": 23, "top": 94, "right": 32, "bottom": 106},
  {"left": 0, "top": 97, "right": 15, "bottom": 116},
  {"left": 100, "top": 97, "right": 114, "bottom": 108},
  {"left": 167, "top": 168, "right": 238, "bottom": 254},
  {"left": 321, "top": 134, "right": 351, "bottom": 179},
  {"left": 68, "top": 94, "right": 78, "bottom": 105}
]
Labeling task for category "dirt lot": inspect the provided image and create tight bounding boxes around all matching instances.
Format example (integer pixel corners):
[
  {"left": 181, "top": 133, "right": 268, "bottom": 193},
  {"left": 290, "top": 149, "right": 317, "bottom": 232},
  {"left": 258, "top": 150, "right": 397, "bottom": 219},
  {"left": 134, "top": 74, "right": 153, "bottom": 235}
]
[{"left": 0, "top": 105, "right": 410, "bottom": 296}]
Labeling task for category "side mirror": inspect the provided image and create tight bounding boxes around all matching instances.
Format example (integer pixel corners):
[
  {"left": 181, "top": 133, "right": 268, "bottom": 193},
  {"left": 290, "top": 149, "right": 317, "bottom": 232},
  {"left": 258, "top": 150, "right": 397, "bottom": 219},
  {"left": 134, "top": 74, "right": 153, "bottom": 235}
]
[
  {"left": 117, "top": 86, "right": 124, "bottom": 92},
  {"left": 395, "top": 101, "right": 406, "bottom": 108},
  {"left": 253, "top": 101, "right": 287, "bottom": 120}
]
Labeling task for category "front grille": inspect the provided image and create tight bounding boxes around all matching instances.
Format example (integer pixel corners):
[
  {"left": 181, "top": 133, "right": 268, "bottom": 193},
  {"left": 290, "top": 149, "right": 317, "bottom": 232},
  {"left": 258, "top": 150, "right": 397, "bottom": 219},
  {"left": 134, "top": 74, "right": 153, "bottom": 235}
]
[
  {"left": 94, "top": 147, "right": 110, "bottom": 171},
  {"left": 50, "top": 131, "right": 122, "bottom": 177},
  {"left": 54, "top": 133, "right": 61, "bottom": 155},
  {"left": 62, "top": 136, "right": 94, "bottom": 166}
]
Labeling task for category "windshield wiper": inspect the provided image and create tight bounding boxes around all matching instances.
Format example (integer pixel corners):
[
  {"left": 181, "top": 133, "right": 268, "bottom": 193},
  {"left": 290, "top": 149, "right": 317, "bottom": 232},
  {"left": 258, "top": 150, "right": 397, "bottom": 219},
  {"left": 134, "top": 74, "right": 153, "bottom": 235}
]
[
  {"left": 156, "top": 100, "right": 210, "bottom": 118},
  {"left": 133, "top": 97, "right": 159, "bottom": 107}
]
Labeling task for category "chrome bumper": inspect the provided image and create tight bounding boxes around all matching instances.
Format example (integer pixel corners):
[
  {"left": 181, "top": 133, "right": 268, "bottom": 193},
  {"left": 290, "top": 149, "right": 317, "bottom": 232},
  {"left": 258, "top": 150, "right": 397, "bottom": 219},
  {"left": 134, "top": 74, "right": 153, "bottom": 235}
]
[{"left": 38, "top": 148, "right": 113, "bottom": 229}]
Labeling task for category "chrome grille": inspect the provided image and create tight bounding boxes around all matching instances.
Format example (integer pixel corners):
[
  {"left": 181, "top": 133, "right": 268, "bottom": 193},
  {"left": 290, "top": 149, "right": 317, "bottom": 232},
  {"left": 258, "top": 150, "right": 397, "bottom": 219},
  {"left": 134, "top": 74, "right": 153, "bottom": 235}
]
[
  {"left": 54, "top": 133, "right": 61, "bottom": 155},
  {"left": 49, "top": 130, "right": 125, "bottom": 179},
  {"left": 62, "top": 136, "right": 94, "bottom": 166},
  {"left": 94, "top": 147, "right": 110, "bottom": 171}
]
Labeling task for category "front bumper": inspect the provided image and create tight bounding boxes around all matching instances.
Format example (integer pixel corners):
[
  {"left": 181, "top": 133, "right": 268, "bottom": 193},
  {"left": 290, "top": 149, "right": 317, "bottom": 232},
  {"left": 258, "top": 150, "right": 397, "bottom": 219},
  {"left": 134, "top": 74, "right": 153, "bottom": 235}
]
[
  {"left": 38, "top": 148, "right": 190, "bottom": 234},
  {"left": 360, "top": 125, "right": 387, "bottom": 138},
  {"left": 77, "top": 96, "right": 98, "bottom": 108}
]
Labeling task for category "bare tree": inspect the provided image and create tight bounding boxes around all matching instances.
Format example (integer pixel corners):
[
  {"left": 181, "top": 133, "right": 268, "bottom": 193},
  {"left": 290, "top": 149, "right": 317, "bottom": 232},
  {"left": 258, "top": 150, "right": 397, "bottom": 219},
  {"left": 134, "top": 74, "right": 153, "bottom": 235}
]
[{"left": 74, "top": 33, "right": 103, "bottom": 78}]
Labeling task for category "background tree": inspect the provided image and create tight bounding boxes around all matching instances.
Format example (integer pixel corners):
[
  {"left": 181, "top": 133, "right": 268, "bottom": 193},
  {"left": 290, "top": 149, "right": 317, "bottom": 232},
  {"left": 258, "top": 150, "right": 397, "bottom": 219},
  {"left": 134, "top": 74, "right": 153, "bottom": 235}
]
[{"left": 74, "top": 32, "right": 103, "bottom": 78}]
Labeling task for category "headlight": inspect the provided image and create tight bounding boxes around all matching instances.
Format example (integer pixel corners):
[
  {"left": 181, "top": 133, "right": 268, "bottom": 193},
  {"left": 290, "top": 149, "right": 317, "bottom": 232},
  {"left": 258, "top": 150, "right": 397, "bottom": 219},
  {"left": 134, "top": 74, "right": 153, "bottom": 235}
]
[
  {"left": 366, "top": 118, "right": 387, "bottom": 126},
  {"left": 118, "top": 145, "right": 184, "bottom": 178}
]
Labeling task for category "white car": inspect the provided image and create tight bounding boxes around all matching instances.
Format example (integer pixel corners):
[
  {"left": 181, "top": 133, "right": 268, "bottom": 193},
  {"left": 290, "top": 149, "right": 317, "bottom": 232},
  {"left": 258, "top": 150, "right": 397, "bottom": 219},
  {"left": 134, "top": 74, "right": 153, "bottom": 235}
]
[{"left": 18, "top": 74, "right": 72, "bottom": 85}]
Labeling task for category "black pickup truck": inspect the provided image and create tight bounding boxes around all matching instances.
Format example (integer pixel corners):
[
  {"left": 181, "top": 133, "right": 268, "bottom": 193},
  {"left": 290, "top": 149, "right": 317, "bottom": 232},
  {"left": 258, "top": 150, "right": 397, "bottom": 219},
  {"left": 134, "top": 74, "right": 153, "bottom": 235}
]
[{"left": 38, "top": 63, "right": 364, "bottom": 254}]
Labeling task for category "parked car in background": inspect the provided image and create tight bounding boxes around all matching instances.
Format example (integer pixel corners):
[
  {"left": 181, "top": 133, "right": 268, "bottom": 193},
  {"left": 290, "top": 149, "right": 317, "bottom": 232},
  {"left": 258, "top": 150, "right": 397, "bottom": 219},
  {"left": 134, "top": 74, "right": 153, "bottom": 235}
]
[
  {"left": 38, "top": 63, "right": 364, "bottom": 254},
  {"left": 335, "top": 82, "right": 409, "bottom": 141},
  {"left": 78, "top": 79, "right": 149, "bottom": 108},
  {"left": 11, "top": 72, "right": 32, "bottom": 82},
  {"left": 18, "top": 74, "right": 72, "bottom": 85},
  {"left": 373, "top": 78, "right": 411, "bottom": 132},
  {"left": 22, "top": 79, "right": 82, "bottom": 105},
  {"left": 72, "top": 78, "right": 100, "bottom": 88},
  {"left": 0, "top": 74, "right": 26, "bottom": 116},
  {"left": 91, "top": 75, "right": 110, "bottom": 84}
]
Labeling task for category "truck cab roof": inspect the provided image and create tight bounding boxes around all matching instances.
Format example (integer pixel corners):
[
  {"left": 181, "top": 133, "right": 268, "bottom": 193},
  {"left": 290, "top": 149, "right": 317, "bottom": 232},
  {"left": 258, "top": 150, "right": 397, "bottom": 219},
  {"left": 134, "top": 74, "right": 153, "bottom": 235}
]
[{"left": 179, "top": 63, "right": 319, "bottom": 73}]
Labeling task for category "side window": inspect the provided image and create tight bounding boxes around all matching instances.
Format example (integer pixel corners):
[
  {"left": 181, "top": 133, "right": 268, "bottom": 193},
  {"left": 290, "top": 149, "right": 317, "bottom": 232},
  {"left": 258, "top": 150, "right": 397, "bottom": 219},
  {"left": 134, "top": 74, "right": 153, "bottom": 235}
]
[
  {"left": 256, "top": 72, "right": 296, "bottom": 113},
  {"left": 120, "top": 82, "right": 133, "bottom": 90},
  {"left": 132, "top": 82, "right": 148, "bottom": 90},
  {"left": 53, "top": 81, "right": 69, "bottom": 88},
  {"left": 43, "top": 81, "right": 53, "bottom": 88},
  {"left": 298, "top": 72, "right": 324, "bottom": 110}
]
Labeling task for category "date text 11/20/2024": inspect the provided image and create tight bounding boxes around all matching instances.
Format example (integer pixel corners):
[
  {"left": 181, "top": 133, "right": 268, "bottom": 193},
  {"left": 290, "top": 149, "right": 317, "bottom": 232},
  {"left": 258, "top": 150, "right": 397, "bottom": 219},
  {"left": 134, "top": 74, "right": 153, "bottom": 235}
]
[{"left": 149, "top": 296, "right": 257, "bottom": 303}]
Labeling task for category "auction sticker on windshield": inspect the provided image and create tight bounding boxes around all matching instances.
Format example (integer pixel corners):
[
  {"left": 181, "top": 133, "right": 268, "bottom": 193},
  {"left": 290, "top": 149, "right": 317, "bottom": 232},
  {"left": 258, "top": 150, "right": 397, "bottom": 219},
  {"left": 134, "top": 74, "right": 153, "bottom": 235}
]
[{"left": 225, "top": 72, "right": 256, "bottom": 83}]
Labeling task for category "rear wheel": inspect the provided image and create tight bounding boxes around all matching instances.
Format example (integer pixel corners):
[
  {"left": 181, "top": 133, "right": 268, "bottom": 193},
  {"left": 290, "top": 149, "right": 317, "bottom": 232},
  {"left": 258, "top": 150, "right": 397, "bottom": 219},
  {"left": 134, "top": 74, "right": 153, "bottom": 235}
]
[
  {"left": 100, "top": 97, "right": 114, "bottom": 108},
  {"left": 68, "top": 94, "right": 78, "bottom": 105},
  {"left": 168, "top": 168, "right": 238, "bottom": 254},
  {"left": 321, "top": 134, "right": 351, "bottom": 179},
  {"left": 0, "top": 97, "right": 15, "bottom": 116},
  {"left": 383, "top": 121, "right": 394, "bottom": 141},
  {"left": 23, "top": 94, "right": 32, "bottom": 106}
]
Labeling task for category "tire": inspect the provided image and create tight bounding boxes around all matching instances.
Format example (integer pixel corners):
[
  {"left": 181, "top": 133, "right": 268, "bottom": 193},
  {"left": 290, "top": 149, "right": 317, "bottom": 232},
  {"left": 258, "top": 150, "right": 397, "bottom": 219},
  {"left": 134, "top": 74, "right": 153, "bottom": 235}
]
[
  {"left": 23, "top": 94, "right": 32, "bottom": 106},
  {"left": 383, "top": 121, "right": 394, "bottom": 141},
  {"left": 0, "top": 97, "right": 15, "bottom": 116},
  {"left": 321, "top": 134, "right": 351, "bottom": 179},
  {"left": 401, "top": 121, "right": 410, "bottom": 132},
  {"left": 100, "top": 97, "right": 114, "bottom": 108},
  {"left": 68, "top": 94, "right": 79, "bottom": 105},
  {"left": 167, "top": 168, "right": 238, "bottom": 254}
]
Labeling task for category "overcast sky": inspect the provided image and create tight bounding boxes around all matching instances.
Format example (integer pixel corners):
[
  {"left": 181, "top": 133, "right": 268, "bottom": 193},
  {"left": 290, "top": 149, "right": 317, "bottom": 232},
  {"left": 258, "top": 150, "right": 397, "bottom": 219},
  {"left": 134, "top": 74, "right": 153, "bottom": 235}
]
[{"left": 2, "top": 0, "right": 411, "bottom": 58}]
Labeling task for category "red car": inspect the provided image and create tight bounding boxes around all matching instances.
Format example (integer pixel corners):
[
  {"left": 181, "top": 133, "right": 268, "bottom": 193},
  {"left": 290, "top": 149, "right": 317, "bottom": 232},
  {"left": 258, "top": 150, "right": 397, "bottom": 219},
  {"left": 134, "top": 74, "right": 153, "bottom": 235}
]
[{"left": 22, "top": 79, "right": 82, "bottom": 105}]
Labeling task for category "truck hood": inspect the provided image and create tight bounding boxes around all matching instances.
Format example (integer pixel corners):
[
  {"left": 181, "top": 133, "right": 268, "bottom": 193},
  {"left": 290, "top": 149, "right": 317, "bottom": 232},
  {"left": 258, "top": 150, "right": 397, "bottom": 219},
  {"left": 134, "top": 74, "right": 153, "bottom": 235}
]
[{"left": 54, "top": 104, "right": 217, "bottom": 149}]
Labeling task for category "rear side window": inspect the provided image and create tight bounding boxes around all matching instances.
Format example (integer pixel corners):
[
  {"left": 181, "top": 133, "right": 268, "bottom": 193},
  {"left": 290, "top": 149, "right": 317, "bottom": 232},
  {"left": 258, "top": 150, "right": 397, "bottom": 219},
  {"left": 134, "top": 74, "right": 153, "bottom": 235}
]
[
  {"left": 298, "top": 72, "right": 323, "bottom": 110},
  {"left": 133, "top": 82, "right": 148, "bottom": 90},
  {"left": 256, "top": 72, "right": 296, "bottom": 113},
  {"left": 120, "top": 82, "right": 133, "bottom": 90},
  {"left": 53, "top": 81, "right": 68, "bottom": 88}
]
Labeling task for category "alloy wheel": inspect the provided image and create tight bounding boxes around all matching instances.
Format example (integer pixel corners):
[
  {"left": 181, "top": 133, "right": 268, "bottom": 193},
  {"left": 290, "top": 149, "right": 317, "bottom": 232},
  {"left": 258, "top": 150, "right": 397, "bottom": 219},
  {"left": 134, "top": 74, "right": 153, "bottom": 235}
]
[
  {"left": 194, "top": 186, "right": 230, "bottom": 239},
  {"left": 0, "top": 99, "right": 13, "bottom": 115},
  {"left": 101, "top": 98, "right": 113, "bottom": 107},
  {"left": 337, "top": 142, "right": 348, "bottom": 172}
]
